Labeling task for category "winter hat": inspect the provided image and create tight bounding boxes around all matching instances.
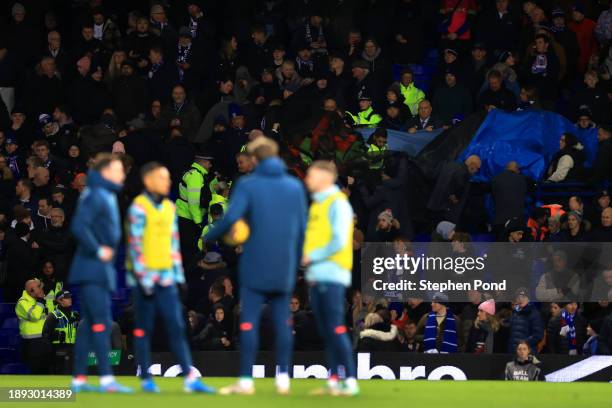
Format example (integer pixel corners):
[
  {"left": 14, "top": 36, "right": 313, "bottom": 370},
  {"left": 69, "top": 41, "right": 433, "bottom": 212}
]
[
  {"left": 432, "top": 291, "right": 449, "bottom": 306},
  {"left": 38, "top": 113, "right": 53, "bottom": 127},
  {"left": 498, "top": 50, "right": 512, "bottom": 63},
  {"left": 377, "top": 209, "right": 393, "bottom": 224},
  {"left": 472, "top": 42, "right": 487, "bottom": 51},
  {"left": 11, "top": 3, "right": 25, "bottom": 17},
  {"left": 435, "top": 221, "right": 456, "bottom": 240},
  {"left": 444, "top": 48, "right": 459, "bottom": 57},
  {"left": 228, "top": 103, "right": 244, "bottom": 119},
  {"left": 478, "top": 299, "right": 496, "bottom": 316},
  {"left": 504, "top": 217, "right": 525, "bottom": 233},
  {"left": 14, "top": 222, "right": 30, "bottom": 238},
  {"left": 352, "top": 60, "right": 369, "bottom": 70},
  {"left": 444, "top": 65, "right": 458, "bottom": 77},
  {"left": 595, "top": 189, "right": 610, "bottom": 201},
  {"left": 572, "top": 2, "right": 586, "bottom": 15},
  {"left": 568, "top": 210, "right": 583, "bottom": 223},
  {"left": 551, "top": 7, "right": 565, "bottom": 18}
]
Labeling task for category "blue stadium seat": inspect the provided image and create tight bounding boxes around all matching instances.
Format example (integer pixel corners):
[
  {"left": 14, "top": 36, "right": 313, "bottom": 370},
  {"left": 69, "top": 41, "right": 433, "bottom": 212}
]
[
  {"left": 0, "top": 303, "right": 15, "bottom": 317},
  {"left": 0, "top": 348, "right": 18, "bottom": 364},
  {"left": 0, "top": 362, "right": 29, "bottom": 374},
  {"left": 1, "top": 318, "right": 18, "bottom": 329},
  {"left": 0, "top": 329, "right": 20, "bottom": 347}
]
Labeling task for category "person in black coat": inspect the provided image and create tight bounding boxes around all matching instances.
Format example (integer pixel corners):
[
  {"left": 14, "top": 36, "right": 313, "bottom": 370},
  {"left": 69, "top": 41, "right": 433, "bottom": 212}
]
[
  {"left": 35, "top": 207, "right": 74, "bottom": 281},
  {"left": 146, "top": 46, "right": 180, "bottom": 105},
  {"left": 390, "top": 0, "right": 423, "bottom": 65},
  {"left": 474, "top": 0, "right": 520, "bottom": 56},
  {"left": 462, "top": 42, "right": 490, "bottom": 97},
  {"left": 547, "top": 302, "right": 588, "bottom": 355},
  {"left": 358, "top": 153, "right": 414, "bottom": 241},
  {"left": 110, "top": 61, "right": 148, "bottom": 124},
  {"left": 427, "top": 155, "right": 481, "bottom": 224},
  {"left": 5, "top": 222, "right": 39, "bottom": 302},
  {"left": 162, "top": 128, "right": 195, "bottom": 197},
  {"left": 152, "top": 85, "right": 201, "bottom": 142},
  {"left": 69, "top": 62, "right": 111, "bottom": 126},
  {"left": 523, "top": 34, "right": 560, "bottom": 109},
  {"left": 347, "top": 60, "right": 382, "bottom": 113},
  {"left": 21, "top": 57, "right": 64, "bottom": 119},
  {"left": 172, "top": 27, "right": 206, "bottom": 92},
  {"left": 508, "top": 289, "right": 544, "bottom": 353},
  {"left": 477, "top": 69, "right": 517, "bottom": 112},
  {"left": 589, "top": 125, "right": 612, "bottom": 184},
  {"left": 491, "top": 161, "right": 529, "bottom": 236}
]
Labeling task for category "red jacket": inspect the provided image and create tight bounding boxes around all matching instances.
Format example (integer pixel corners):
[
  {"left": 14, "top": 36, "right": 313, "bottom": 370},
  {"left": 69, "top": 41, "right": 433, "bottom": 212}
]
[{"left": 569, "top": 18, "right": 598, "bottom": 73}]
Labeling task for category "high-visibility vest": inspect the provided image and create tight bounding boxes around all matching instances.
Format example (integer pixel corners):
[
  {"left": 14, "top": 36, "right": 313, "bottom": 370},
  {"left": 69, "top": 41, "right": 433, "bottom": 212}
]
[
  {"left": 346, "top": 106, "right": 382, "bottom": 128},
  {"left": 207, "top": 193, "right": 228, "bottom": 224},
  {"left": 367, "top": 144, "right": 387, "bottom": 169},
  {"left": 399, "top": 82, "right": 425, "bottom": 116},
  {"left": 303, "top": 191, "right": 353, "bottom": 270},
  {"left": 176, "top": 163, "right": 209, "bottom": 224},
  {"left": 44, "top": 281, "right": 63, "bottom": 313},
  {"left": 133, "top": 194, "right": 174, "bottom": 269},
  {"left": 52, "top": 308, "right": 78, "bottom": 345},
  {"left": 15, "top": 291, "right": 47, "bottom": 339}
]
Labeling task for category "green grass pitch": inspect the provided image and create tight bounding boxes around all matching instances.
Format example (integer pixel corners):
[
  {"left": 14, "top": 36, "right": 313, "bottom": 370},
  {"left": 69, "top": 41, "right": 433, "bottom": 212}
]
[{"left": 0, "top": 376, "right": 609, "bottom": 408}]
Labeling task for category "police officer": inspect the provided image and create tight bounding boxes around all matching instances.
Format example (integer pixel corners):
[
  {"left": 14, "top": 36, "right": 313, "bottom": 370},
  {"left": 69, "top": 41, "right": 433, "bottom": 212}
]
[
  {"left": 176, "top": 153, "right": 214, "bottom": 268},
  {"left": 346, "top": 93, "right": 382, "bottom": 128},
  {"left": 15, "top": 279, "right": 53, "bottom": 374},
  {"left": 43, "top": 290, "right": 79, "bottom": 373}
]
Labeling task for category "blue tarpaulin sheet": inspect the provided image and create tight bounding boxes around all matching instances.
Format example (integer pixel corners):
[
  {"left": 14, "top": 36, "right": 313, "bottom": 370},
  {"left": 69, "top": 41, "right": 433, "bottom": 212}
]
[
  {"left": 459, "top": 110, "right": 598, "bottom": 182},
  {"left": 359, "top": 128, "right": 443, "bottom": 157}
]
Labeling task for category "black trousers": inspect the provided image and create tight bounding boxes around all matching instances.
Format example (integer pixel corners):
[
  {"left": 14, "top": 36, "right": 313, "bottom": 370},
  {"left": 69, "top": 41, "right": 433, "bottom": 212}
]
[
  {"left": 178, "top": 216, "right": 201, "bottom": 271},
  {"left": 22, "top": 337, "right": 53, "bottom": 374}
]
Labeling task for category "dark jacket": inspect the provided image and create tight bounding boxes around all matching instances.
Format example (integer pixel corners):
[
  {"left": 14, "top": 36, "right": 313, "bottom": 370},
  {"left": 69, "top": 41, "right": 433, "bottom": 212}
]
[
  {"left": 589, "top": 138, "right": 612, "bottom": 183},
  {"left": 547, "top": 313, "right": 588, "bottom": 354},
  {"left": 432, "top": 84, "right": 473, "bottom": 124},
  {"left": 597, "top": 315, "right": 612, "bottom": 355},
  {"left": 152, "top": 101, "right": 201, "bottom": 141},
  {"left": 359, "top": 154, "right": 414, "bottom": 240},
  {"left": 146, "top": 61, "right": 180, "bottom": 105},
  {"left": 5, "top": 236, "right": 38, "bottom": 302},
  {"left": 69, "top": 75, "right": 112, "bottom": 126},
  {"left": 477, "top": 87, "right": 517, "bottom": 111},
  {"left": 68, "top": 170, "right": 122, "bottom": 292},
  {"left": 111, "top": 74, "right": 148, "bottom": 123},
  {"left": 505, "top": 356, "right": 544, "bottom": 381},
  {"left": 36, "top": 226, "right": 75, "bottom": 281},
  {"left": 205, "top": 158, "right": 307, "bottom": 293},
  {"left": 491, "top": 170, "right": 528, "bottom": 225},
  {"left": 508, "top": 303, "right": 544, "bottom": 353},
  {"left": 427, "top": 161, "right": 471, "bottom": 223}
]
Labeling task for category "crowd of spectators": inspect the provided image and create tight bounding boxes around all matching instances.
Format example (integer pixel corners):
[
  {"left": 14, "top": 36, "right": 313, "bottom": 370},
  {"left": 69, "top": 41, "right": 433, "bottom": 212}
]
[{"left": 1, "top": 0, "right": 612, "bottom": 372}]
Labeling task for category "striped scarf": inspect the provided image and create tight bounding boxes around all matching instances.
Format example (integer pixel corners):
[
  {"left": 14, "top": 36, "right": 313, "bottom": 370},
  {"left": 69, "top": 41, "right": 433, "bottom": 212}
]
[
  {"left": 560, "top": 310, "right": 577, "bottom": 352},
  {"left": 424, "top": 311, "right": 457, "bottom": 353}
]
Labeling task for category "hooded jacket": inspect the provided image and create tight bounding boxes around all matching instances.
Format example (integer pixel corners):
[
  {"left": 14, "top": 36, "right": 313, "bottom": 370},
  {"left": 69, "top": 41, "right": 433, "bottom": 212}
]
[
  {"left": 205, "top": 158, "right": 307, "bottom": 293},
  {"left": 68, "top": 170, "right": 122, "bottom": 291}
]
